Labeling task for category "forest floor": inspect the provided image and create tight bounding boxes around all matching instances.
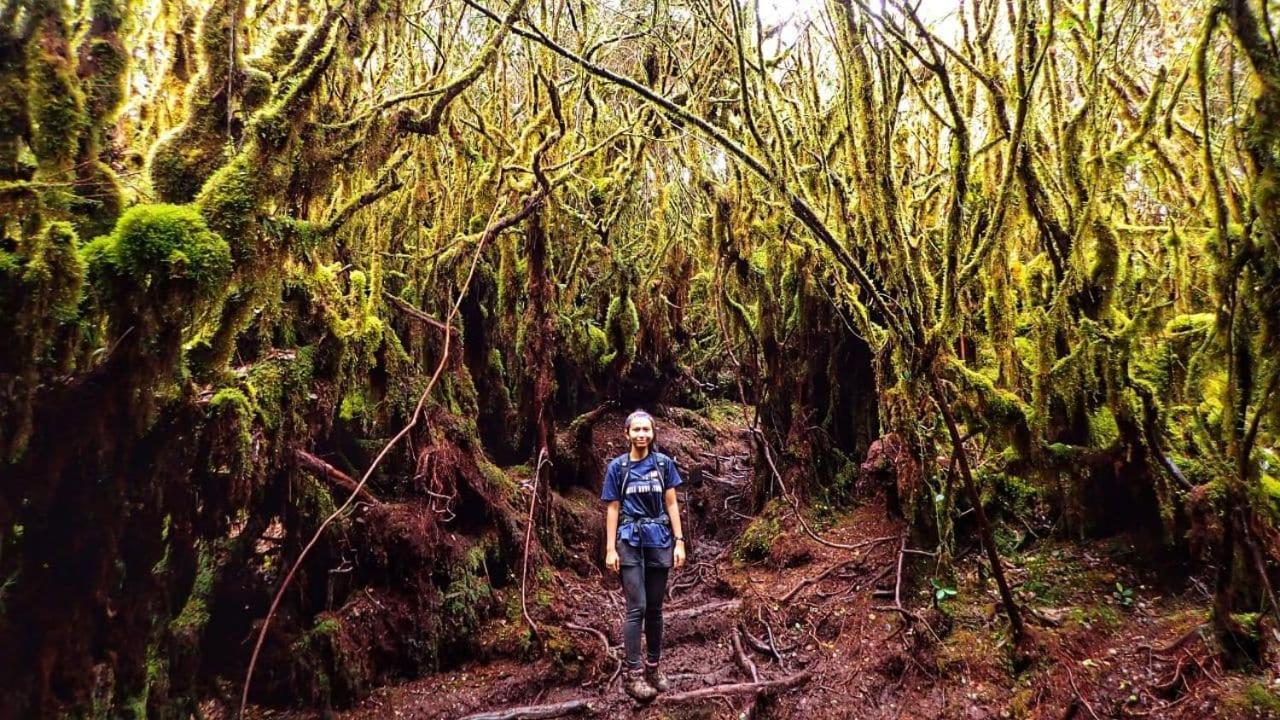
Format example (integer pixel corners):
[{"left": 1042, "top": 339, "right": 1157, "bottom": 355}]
[{"left": 251, "top": 404, "right": 1280, "bottom": 720}]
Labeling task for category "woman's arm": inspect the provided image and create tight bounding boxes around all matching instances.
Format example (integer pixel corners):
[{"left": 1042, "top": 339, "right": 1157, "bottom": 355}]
[
  {"left": 605, "top": 500, "right": 620, "bottom": 571},
  {"left": 664, "top": 488, "right": 686, "bottom": 568}
]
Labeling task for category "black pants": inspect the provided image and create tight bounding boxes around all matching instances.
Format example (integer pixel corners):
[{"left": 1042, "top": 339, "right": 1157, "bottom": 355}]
[{"left": 619, "top": 542, "right": 673, "bottom": 669}]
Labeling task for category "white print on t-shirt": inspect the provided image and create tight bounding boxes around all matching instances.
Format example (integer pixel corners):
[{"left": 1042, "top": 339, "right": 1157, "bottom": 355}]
[{"left": 624, "top": 470, "right": 663, "bottom": 495}]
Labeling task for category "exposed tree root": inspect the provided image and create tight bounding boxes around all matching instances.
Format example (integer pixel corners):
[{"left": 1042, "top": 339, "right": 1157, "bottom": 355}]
[
  {"left": 655, "top": 670, "right": 812, "bottom": 703},
  {"left": 293, "top": 448, "right": 381, "bottom": 504},
  {"left": 458, "top": 698, "right": 595, "bottom": 720},
  {"left": 731, "top": 628, "right": 760, "bottom": 682}
]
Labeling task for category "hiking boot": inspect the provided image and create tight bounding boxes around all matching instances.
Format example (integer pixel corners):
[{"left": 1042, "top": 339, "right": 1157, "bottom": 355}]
[
  {"left": 644, "top": 660, "right": 669, "bottom": 693},
  {"left": 623, "top": 666, "right": 658, "bottom": 702}
]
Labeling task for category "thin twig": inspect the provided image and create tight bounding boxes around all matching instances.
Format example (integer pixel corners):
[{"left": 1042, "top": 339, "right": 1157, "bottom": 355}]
[{"left": 521, "top": 447, "right": 552, "bottom": 641}]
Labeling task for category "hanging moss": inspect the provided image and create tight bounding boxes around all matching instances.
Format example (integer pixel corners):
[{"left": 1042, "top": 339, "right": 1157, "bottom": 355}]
[
  {"left": 26, "top": 6, "right": 87, "bottom": 171},
  {"left": 170, "top": 544, "right": 215, "bottom": 638},
  {"left": 0, "top": 47, "right": 28, "bottom": 178},
  {"left": 247, "top": 344, "right": 317, "bottom": 434},
  {"left": 73, "top": 161, "right": 125, "bottom": 240},
  {"left": 602, "top": 292, "right": 639, "bottom": 369},
  {"left": 78, "top": 38, "right": 128, "bottom": 140},
  {"left": 1, "top": 221, "right": 85, "bottom": 458},
  {"left": 208, "top": 388, "right": 252, "bottom": 442}
]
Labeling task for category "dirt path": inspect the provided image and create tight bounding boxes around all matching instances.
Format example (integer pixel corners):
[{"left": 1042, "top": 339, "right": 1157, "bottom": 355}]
[{"left": 251, "top": 410, "right": 1274, "bottom": 720}]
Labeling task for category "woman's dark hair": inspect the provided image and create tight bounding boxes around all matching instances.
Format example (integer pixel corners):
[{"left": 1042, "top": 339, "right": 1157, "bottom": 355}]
[{"left": 624, "top": 409, "right": 654, "bottom": 430}]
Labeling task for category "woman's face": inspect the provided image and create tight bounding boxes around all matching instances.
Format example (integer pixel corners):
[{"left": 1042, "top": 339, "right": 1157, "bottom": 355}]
[{"left": 627, "top": 417, "right": 654, "bottom": 449}]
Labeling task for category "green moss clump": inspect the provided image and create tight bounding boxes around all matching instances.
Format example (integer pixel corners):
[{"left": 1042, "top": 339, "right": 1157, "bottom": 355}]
[
  {"left": 1233, "top": 681, "right": 1280, "bottom": 715},
  {"left": 948, "top": 359, "right": 1029, "bottom": 426},
  {"left": 208, "top": 388, "right": 252, "bottom": 444},
  {"left": 733, "top": 509, "right": 782, "bottom": 563},
  {"left": 1044, "top": 442, "right": 1083, "bottom": 463},
  {"left": 147, "top": 132, "right": 221, "bottom": 204},
  {"left": 247, "top": 345, "right": 316, "bottom": 434},
  {"left": 478, "top": 460, "right": 519, "bottom": 503},
  {"left": 208, "top": 387, "right": 250, "bottom": 415},
  {"left": 106, "top": 203, "right": 232, "bottom": 299},
  {"left": 339, "top": 388, "right": 371, "bottom": 422},
  {"left": 443, "top": 544, "right": 493, "bottom": 644},
  {"left": 310, "top": 617, "right": 341, "bottom": 637},
  {"left": 296, "top": 475, "right": 337, "bottom": 533},
  {"left": 24, "top": 221, "right": 85, "bottom": 322},
  {"left": 197, "top": 154, "right": 262, "bottom": 263}
]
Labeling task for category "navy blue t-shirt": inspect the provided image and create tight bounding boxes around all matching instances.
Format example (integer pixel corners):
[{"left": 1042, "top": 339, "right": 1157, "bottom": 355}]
[{"left": 601, "top": 451, "right": 683, "bottom": 547}]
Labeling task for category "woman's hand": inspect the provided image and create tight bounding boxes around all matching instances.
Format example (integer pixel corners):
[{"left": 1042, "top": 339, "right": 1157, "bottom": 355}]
[
  {"left": 606, "top": 548, "right": 620, "bottom": 572},
  {"left": 673, "top": 541, "right": 686, "bottom": 568}
]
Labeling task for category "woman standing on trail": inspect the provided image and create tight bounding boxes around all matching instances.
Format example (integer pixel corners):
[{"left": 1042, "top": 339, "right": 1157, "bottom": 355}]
[{"left": 601, "top": 409, "right": 686, "bottom": 702}]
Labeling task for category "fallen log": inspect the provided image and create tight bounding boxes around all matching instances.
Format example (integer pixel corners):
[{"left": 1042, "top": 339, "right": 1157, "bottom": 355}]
[
  {"left": 657, "top": 671, "right": 812, "bottom": 704},
  {"left": 457, "top": 699, "right": 594, "bottom": 720},
  {"left": 293, "top": 448, "right": 382, "bottom": 504}
]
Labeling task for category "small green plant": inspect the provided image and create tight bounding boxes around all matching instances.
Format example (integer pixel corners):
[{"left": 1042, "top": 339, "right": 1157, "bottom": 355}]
[
  {"left": 1112, "top": 582, "right": 1134, "bottom": 607},
  {"left": 931, "top": 578, "right": 958, "bottom": 605}
]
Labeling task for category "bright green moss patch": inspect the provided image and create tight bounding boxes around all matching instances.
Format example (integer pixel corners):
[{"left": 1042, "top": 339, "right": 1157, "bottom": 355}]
[
  {"left": 101, "top": 203, "right": 232, "bottom": 299},
  {"left": 948, "top": 359, "right": 1029, "bottom": 426},
  {"left": 1228, "top": 681, "right": 1280, "bottom": 715}
]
